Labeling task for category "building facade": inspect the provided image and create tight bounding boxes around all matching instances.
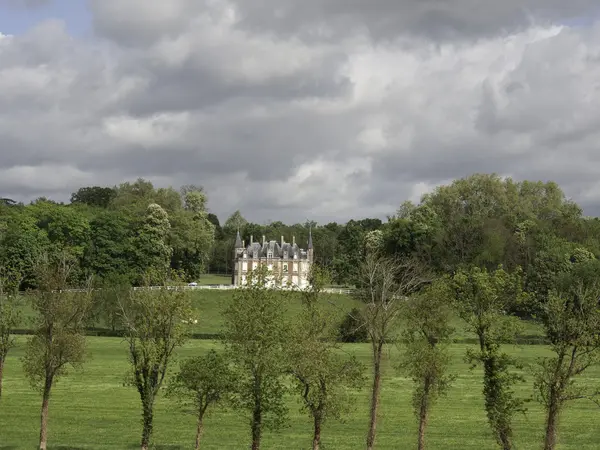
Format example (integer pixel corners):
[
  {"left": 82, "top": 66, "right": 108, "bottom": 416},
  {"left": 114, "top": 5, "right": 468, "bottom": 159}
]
[{"left": 232, "top": 231, "right": 313, "bottom": 288}]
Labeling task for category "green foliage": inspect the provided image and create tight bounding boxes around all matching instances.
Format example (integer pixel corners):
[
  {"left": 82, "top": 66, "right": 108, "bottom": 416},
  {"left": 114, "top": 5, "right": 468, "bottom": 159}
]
[
  {"left": 222, "top": 265, "right": 290, "bottom": 449},
  {"left": 166, "top": 350, "right": 234, "bottom": 412},
  {"left": 338, "top": 307, "right": 368, "bottom": 343},
  {"left": 84, "top": 210, "right": 136, "bottom": 281},
  {"left": 70, "top": 186, "right": 116, "bottom": 208},
  {"left": 288, "top": 266, "right": 366, "bottom": 448},
  {"left": 21, "top": 256, "right": 93, "bottom": 387},
  {"left": 132, "top": 203, "right": 172, "bottom": 284},
  {"left": 533, "top": 261, "right": 600, "bottom": 449},
  {"left": 0, "top": 272, "right": 21, "bottom": 397},
  {"left": 400, "top": 280, "right": 455, "bottom": 411},
  {"left": 120, "top": 284, "right": 194, "bottom": 449},
  {"left": 166, "top": 349, "right": 234, "bottom": 449},
  {"left": 450, "top": 266, "right": 527, "bottom": 450}
]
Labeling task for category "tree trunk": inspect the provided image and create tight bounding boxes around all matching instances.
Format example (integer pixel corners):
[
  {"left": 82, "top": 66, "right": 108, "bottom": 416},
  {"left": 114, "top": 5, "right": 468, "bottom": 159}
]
[
  {"left": 141, "top": 397, "right": 154, "bottom": 450},
  {"left": 417, "top": 378, "right": 431, "bottom": 450},
  {"left": 39, "top": 375, "right": 53, "bottom": 450},
  {"left": 0, "top": 358, "right": 4, "bottom": 399},
  {"left": 251, "top": 401, "right": 262, "bottom": 450},
  {"left": 312, "top": 415, "right": 322, "bottom": 450},
  {"left": 366, "top": 341, "right": 383, "bottom": 450},
  {"left": 195, "top": 414, "right": 204, "bottom": 450},
  {"left": 543, "top": 392, "right": 561, "bottom": 450}
]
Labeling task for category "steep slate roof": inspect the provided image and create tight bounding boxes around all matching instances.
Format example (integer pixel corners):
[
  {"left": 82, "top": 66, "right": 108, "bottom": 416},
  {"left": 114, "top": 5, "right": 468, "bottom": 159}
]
[{"left": 243, "top": 238, "right": 308, "bottom": 259}]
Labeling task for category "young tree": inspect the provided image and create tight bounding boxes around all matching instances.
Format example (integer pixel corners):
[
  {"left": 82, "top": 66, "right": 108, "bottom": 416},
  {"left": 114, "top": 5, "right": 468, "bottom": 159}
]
[
  {"left": 0, "top": 270, "right": 21, "bottom": 398},
  {"left": 166, "top": 350, "right": 234, "bottom": 450},
  {"left": 534, "top": 261, "right": 600, "bottom": 450},
  {"left": 288, "top": 266, "right": 365, "bottom": 450},
  {"left": 222, "top": 265, "right": 290, "bottom": 450},
  {"left": 120, "top": 280, "right": 193, "bottom": 450},
  {"left": 22, "top": 254, "right": 93, "bottom": 450},
  {"left": 399, "top": 280, "right": 454, "bottom": 450},
  {"left": 355, "top": 253, "right": 427, "bottom": 450},
  {"left": 449, "top": 265, "right": 527, "bottom": 450}
]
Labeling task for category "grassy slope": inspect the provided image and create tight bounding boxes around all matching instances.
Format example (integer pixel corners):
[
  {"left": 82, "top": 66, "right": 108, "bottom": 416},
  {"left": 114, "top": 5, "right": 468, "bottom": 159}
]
[
  {"left": 1, "top": 338, "right": 599, "bottom": 449},
  {"left": 13, "top": 288, "right": 543, "bottom": 341}
]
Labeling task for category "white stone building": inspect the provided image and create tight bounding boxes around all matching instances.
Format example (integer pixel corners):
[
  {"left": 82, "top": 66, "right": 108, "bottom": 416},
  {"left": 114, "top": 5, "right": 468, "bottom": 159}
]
[{"left": 231, "top": 231, "right": 314, "bottom": 289}]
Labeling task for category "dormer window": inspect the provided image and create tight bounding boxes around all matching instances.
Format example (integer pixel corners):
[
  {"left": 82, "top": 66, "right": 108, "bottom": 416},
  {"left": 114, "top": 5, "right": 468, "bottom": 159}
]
[
  {"left": 283, "top": 251, "right": 288, "bottom": 259},
  {"left": 267, "top": 251, "right": 273, "bottom": 259}
]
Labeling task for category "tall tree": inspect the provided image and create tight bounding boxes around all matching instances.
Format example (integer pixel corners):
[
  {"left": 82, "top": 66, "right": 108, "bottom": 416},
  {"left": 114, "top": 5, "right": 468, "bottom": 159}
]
[
  {"left": 400, "top": 280, "right": 454, "bottom": 450},
  {"left": 120, "top": 280, "right": 193, "bottom": 450},
  {"left": 534, "top": 260, "right": 600, "bottom": 450},
  {"left": 355, "top": 253, "right": 427, "bottom": 450},
  {"left": 133, "top": 203, "right": 172, "bottom": 283},
  {"left": 222, "top": 265, "right": 290, "bottom": 450},
  {"left": 22, "top": 254, "right": 93, "bottom": 450},
  {"left": 0, "top": 269, "right": 21, "bottom": 398},
  {"left": 223, "top": 210, "right": 248, "bottom": 235},
  {"left": 449, "top": 266, "right": 527, "bottom": 450},
  {"left": 169, "top": 190, "right": 215, "bottom": 281},
  {"left": 288, "top": 266, "right": 365, "bottom": 450},
  {"left": 166, "top": 350, "right": 234, "bottom": 450},
  {"left": 70, "top": 186, "right": 116, "bottom": 208}
]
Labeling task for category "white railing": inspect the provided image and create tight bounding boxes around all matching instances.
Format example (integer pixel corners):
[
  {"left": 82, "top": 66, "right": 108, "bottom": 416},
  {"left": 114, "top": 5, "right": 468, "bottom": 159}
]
[{"left": 14, "top": 285, "right": 355, "bottom": 295}]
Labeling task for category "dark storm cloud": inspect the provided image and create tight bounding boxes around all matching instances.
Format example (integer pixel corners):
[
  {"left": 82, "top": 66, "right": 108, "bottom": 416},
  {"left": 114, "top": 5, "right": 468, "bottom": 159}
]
[{"left": 228, "top": 0, "right": 600, "bottom": 41}]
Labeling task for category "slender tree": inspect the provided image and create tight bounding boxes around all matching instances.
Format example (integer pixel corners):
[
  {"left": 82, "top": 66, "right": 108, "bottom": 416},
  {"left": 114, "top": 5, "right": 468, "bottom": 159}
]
[
  {"left": 166, "top": 350, "right": 234, "bottom": 450},
  {"left": 222, "top": 265, "right": 290, "bottom": 450},
  {"left": 355, "top": 253, "right": 427, "bottom": 450},
  {"left": 288, "top": 266, "right": 365, "bottom": 450},
  {"left": 22, "top": 254, "right": 93, "bottom": 450},
  {"left": 120, "top": 276, "right": 193, "bottom": 450},
  {"left": 449, "top": 265, "right": 527, "bottom": 450},
  {"left": 0, "top": 270, "right": 21, "bottom": 398},
  {"left": 399, "top": 280, "right": 454, "bottom": 450},
  {"left": 534, "top": 261, "right": 600, "bottom": 450}
]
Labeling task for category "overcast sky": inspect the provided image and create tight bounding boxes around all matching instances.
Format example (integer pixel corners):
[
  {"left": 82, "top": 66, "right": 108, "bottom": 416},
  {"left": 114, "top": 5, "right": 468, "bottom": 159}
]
[{"left": 1, "top": 0, "right": 600, "bottom": 223}]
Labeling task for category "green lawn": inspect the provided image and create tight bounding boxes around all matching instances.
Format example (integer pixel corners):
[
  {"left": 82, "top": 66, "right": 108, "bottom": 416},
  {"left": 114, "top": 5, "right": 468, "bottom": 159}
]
[
  {"left": 195, "top": 274, "right": 232, "bottom": 285},
  {"left": 1, "top": 338, "right": 599, "bottom": 449}
]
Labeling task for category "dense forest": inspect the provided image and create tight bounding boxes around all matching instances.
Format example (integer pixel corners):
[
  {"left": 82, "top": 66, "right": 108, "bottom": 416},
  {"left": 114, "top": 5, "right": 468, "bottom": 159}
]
[{"left": 1, "top": 173, "right": 600, "bottom": 298}]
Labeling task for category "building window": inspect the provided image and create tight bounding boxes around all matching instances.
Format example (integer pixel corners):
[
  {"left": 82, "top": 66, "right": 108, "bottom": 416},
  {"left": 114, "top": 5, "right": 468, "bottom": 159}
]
[
  {"left": 267, "top": 251, "right": 273, "bottom": 258},
  {"left": 283, "top": 263, "right": 288, "bottom": 273}
]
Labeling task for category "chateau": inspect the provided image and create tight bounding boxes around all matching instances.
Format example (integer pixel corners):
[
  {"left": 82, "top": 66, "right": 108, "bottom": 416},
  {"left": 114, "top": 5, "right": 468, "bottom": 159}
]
[{"left": 232, "top": 230, "right": 314, "bottom": 288}]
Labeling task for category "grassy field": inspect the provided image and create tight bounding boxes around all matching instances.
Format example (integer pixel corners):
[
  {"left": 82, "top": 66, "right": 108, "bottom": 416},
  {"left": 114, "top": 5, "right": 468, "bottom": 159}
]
[
  {"left": 14, "top": 288, "right": 544, "bottom": 342},
  {"left": 1, "top": 338, "right": 599, "bottom": 449},
  {"left": 195, "top": 274, "right": 232, "bottom": 285}
]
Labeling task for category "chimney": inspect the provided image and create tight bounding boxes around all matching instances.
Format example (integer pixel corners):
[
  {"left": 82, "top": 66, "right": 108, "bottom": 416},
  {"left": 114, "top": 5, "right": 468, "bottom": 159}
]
[
  {"left": 293, "top": 235, "right": 296, "bottom": 246},
  {"left": 262, "top": 235, "right": 266, "bottom": 245},
  {"left": 242, "top": 240, "right": 245, "bottom": 248},
  {"left": 281, "top": 235, "right": 284, "bottom": 247},
  {"left": 250, "top": 235, "right": 253, "bottom": 244}
]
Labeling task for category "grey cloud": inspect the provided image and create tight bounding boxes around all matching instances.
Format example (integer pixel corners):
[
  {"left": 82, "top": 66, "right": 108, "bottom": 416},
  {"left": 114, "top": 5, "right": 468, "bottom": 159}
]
[
  {"left": 227, "top": 0, "right": 600, "bottom": 41},
  {"left": 4, "top": 7, "right": 600, "bottom": 223},
  {"left": 88, "top": 0, "right": 600, "bottom": 45}
]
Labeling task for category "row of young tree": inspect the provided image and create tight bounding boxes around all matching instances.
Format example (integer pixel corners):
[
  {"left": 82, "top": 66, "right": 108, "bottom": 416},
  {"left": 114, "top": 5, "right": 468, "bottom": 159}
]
[{"left": 1, "top": 247, "right": 599, "bottom": 450}]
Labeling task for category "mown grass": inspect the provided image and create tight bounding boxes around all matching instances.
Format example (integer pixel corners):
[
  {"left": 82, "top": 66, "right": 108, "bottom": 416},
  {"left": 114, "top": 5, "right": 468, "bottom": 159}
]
[
  {"left": 1, "top": 338, "right": 600, "bottom": 449},
  {"left": 12, "top": 288, "right": 543, "bottom": 343}
]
